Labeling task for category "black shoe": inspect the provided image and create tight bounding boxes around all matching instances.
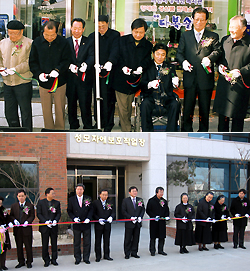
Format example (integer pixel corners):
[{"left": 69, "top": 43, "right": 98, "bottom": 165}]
[
  {"left": 239, "top": 245, "right": 246, "bottom": 249},
  {"left": 183, "top": 247, "right": 189, "bottom": 253},
  {"left": 2, "top": 267, "right": 8, "bottom": 270},
  {"left": 218, "top": 244, "right": 224, "bottom": 249},
  {"left": 84, "top": 260, "right": 90, "bottom": 264},
  {"left": 233, "top": 245, "right": 237, "bottom": 249},
  {"left": 125, "top": 255, "right": 130, "bottom": 259},
  {"left": 51, "top": 260, "right": 58, "bottom": 266},
  {"left": 198, "top": 247, "right": 203, "bottom": 251},
  {"left": 214, "top": 244, "right": 219, "bottom": 249},
  {"left": 95, "top": 259, "right": 100, "bottom": 262},
  {"left": 15, "top": 264, "right": 25, "bottom": 269},
  {"left": 103, "top": 257, "right": 113, "bottom": 261},
  {"left": 26, "top": 264, "right": 32, "bottom": 269},
  {"left": 44, "top": 262, "right": 50, "bottom": 268},
  {"left": 180, "top": 247, "right": 184, "bottom": 254},
  {"left": 151, "top": 252, "right": 155, "bottom": 256},
  {"left": 131, "top": 254, "right": 140, "bottom": 258},
  {"left": 203, "top": 247, "right": 209, "bottom": 251},
  {"left": 75, "top": 260, "right": 80, "bottom": 265},
  {"left": 158, "top": 251, "right": 167, "bottom": 256}
]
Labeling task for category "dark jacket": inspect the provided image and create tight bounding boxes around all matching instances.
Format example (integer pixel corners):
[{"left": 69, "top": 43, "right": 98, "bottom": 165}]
[
  {"left": 174, "top": 203, "right": 195, "bottom": 231},
  {"left": 230, "top": 196, "right": 250, "bottom": 227},
  {"left": 0, "top": 205, "right": 11, "bottom": 250},
  {"left": 10, "top": 202, "right": 35, "bottom": 236},
  {"left": 67, "top": 195, "right": 93, "bottom": 231},
  {"left": 213, "top": 34, "right": 250, "bottom": 118},
  {"left": 121, "top": 197, "right": 145, "bottom": 229},
  {"left": 36, "top": 198, "right": 61, "bottom": 234},
  {"left": 212, "top": 201, "right": 229, "bottom": 232},
  {"left": 29, "top": 35, "right": 71, "bottom": 89},
  {"left": 146, "top": 195, "right": 170, "bottom": 239},
  {"left": 176, "top": 29, "right": 221, "bottom": 90},
  {"left": 196, "top": 197, "right": 215, "bottom": 227},
  {"left": 113, "top": 34, "right": 153, "bottom": 95}
]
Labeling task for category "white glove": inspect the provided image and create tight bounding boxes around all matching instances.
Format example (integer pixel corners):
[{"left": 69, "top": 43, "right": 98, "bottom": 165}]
[
  {"left": 69, "top": 64, "right": 78, "bottom": 73},
  {"left": 14, "top": 219, "right": 20, "bottom": 226},
  {"left": 191, "top": 219, "right": 196, "bottom": 222},
  {"left": 212, "top": 219, "right": 216, "bottom": 223},
  {"left": 172, "top": 76, "right": 179, "bottom": 88},
  {"left": 6, "top": 68, "right": 16, "bottom": 75},
  {"left": 49, "top": 70, "right": 59, "bottom": 78},
  {"left": 45, "top": 220, "right": 52, "bottom": 228},
  {"left": 182, "top": 60, "right": 193, "bottom": 72},
  {"left": 23, "top": 221, "right": 29, "bottom": 227},
  {"left": 0, "top": 69, "right": 8, "bottom": 76},
  {"left": 133, "top": 66, "right": 143, "bottom": 75},
  {"left": 165, "top": 217, "right": 170, "bottom": 221},
  {"left": 84, "top": 218, "right": 90, "bottom": 224},
  {"left": 230, "top": 69, "right": 241, "bottom": 78},
  {"left": 79, "top": 62, "right": 87, "bottom": 73},
  {"left": 206, "top": 217, "right": 211, "bottom": 221},
  {"left": 74, "top": 217, "right": 80, "bottom": 223},
  {"left": 122, "top": 66, "right": 132, "bottom": 75},
  {"left": 103, "top": 61, "right": 112, "bottom": 72},
  {"left": 107, "top": 216, "right": 113, "bottom": 223},
  {"left": 155, "top": 216, "right": 160, "bottom": 222},
  {"left": 94, "top": 64, "right": 101, "bottom": 73},
  {"left": 227, "top": 217, "right": 231, "bottom": 220},
  {"left": 221, "top": 215, "right": 226, "bottom": 220},
  {"left": 148, "top": 80, "right": 159, "bottom": 89},
  {"left": 131, "top": 217, "right": 137, "bottom": 224},
  {"left": 52, "top": 220, "right": 57, "bottom": 226},
  {"left": 39, "top": 73, "right": 48, "bottom": 82},
  {"left": 8, "top": 222, "right": 14, "bottom": 228},
  {"left": 201, "top": 57, "right": 211, "bottom": 67},
  {"left": 99, "top": 218, "right": 105, "bottom": 225},
  {"left": 245, "top": 214, "right": 249, "bottom": 218},
  {"left": 137, "top": 217, "right": 142, "bottom": 223},
  {"left": 235, "top": 214, "right": 240, "bottom": 217},
  {"left": 218, "top": 64, "right": 227, "bottom": 75},
  {"left": 0, "top": 224, "right": 6, "bottom": 230},
  {"left": 182, "top": 217, "right": 187, "bottom": 223}
]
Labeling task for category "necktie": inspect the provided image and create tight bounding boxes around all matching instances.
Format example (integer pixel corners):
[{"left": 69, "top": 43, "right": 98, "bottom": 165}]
[
  {"left": 102, "top": 201, "right": 106, "bottom": 210},
  {"left": 20, "top": 204, "right": 24, "bottom": 210},
  {"left": 78, "top": 197, "right": 82, "bottom": 208},
  {"left": 196, "top": 32, "right": 201, "bottom": 43},
  {"left": 133, "top": 198, "right": 136, "bottom": 209},
  {"left": 75, "top": 39, "right": 79, "bottom": 58}
]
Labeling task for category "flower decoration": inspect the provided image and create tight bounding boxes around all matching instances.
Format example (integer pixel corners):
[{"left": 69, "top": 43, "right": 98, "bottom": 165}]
[
  {"left": 185, "top": 207, "right": 192, "bottom": 214},
  {"left": 49, "top": 206, "right": 56, "bottom": 213},
  {"left": 159, "top": 199, "right": 165, "bottom": 207},
  {"left": 106, "top": 203, "right": 113, "bottom": 210},
  {"left": 137, "top": 199, "right": 144, "bottom": 207},
  {"left": 3, "top": 209, "right": 8, "bottom": 217},
  {"left": 200, "top": 37, "right": 214, "bottom": 48},
  {"left": 12, "top": 41, "right": 23, "bottom": 56},
  {"left": 222, "top": 206, "right": 227, "bottom": 212},
  {"left": 159, "top": 67, "right": 170, "bottom": 76},
  {"left": 84, "top": 198, "right": 91, "bottom": 207},
  {"left": 23, "top": 206, "right": 30, "bottom": 215},
  {"left": 210, "top": 205, "right": 214, "bottom": 212},
  {"left": 242, "top": 202, "right": 247, "bottom": 207}
]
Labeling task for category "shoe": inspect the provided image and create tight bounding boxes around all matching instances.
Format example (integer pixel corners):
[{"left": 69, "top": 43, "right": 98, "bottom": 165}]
[
  {"left": 131, "top": 254, "right": 140, "bottom": 258},
  {"left": 198, "top": 247, "right": 203, "bottom": 251},
  {"left": 150, "top": 252, "right": 155, "bottom": 256},
  {"left": 44, "top": 262, "right": 50, "bottom": 268},
  {"left": 95, "top": 259, "right": 100, "bottom": 262},
  {"left": 218, "top": 244, "right": 224, "bottom": 249},
  {"left": 183, "top": 247, "right": 189, "bottom": 253},
  {"left": 15, "top": 263, "right": 25, "bottom": 269},
  {"left": 125, "top": 255, "right": 130, "bottom": 259},
  {"left": 84, "top": 260, "right": 90, "bottom": 264},
  {"left": 26, "top": 264, "right": 32, "bottom": 269},
  {"left": 239, "top": 245, "right": 246, "bottom": 249},
  {"left": 180, "top": 247, "right": 184, "bottom": 254},
  {"left": 2, "top": 267, "right": 8, "bottom": 270},
  {"left": 75, "top": 260, "right": 80, "bottom": 265},
  {"left": 233, "top": 245, "right": 237, "bottom": 249},
  {"left": 103, "top": 257, "right": 113, "bottom": 261},
  {"left": 203, "top": 247, "right": 209, "bottom": 251},
  {"left": 158, "top": 251, "right": 167, "bottom": 256},
  {"left": 51, "top": 260, "right": 58, "bottom": 266},
  {"left": 214, "top": 244, "right": 219, "bottom": 249}
]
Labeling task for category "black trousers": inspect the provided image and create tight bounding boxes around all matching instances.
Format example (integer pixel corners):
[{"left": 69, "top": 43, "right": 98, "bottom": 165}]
[
  {"left": 66, "top": 78, "right": 92, "bottom": 129},
  {"left": 94, "top": 227, "right": 111, "bottom": 260},
  {"left": 73, "top": 228, "right": 91, "bottom": 262},
  {"left": 124, "top": 226, "right": 141, "bottom": 257},
  {"left": 41, "top": 229, "right": 58, "bottom": 263},
  {"left": 149, "top": 238, "right": 165, "bottom": 253},
  {"left": 3, "top": 82, "right": 33, "bottom": 131},
  {"left": 218, "top": 114, "right": 245, "bottom": 132},
  {"left": 0, "top": 250, "right": 6, "bottom": 268},
  {"left": 233, "top": 225, "right": 246, "bottom": 246},
  {"left": 14, "top": 230, "right": 33, "bottom": 264},
  {"left": 182, "top": 84, "right": 213, "bottom": 132}
]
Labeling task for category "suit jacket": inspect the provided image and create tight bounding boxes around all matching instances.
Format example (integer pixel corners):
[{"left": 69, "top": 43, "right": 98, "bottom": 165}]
[
  {"left": 113, "top": 34, "right": 153, "bottom": 95},
  {"left": 176, "top": 29, "right": 221, "bottom": 90},
  {"left": 121, "top": 197, "right": 145, "bottom": 229},
  {"left": 67, "top": 195, "right": 93, "bottom": 231},
  {"left": 196, "top": 197, "right": 215, "bottom": 227},
  {"left": 213, "top": 34, "right": 250, "bottom": 118},
  {"left": 0, "top": 205, "right": 11, "bottom": 249},
  {"left": 36, "top": 198, "right": 61, "bottom": 234},
  {"left": 230, "top": 196, "right": 250, "bottom": 227},
  {"left": 10, "top": 202, "right": 35, "bottom": 236},
  {"left": 92, "top": 199, "right": 115, "bottom": 231}
]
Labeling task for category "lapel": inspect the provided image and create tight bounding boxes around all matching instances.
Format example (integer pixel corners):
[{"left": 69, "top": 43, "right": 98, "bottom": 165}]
[{"left": 78, "top": 35, "right": 86, "bottom": 55}]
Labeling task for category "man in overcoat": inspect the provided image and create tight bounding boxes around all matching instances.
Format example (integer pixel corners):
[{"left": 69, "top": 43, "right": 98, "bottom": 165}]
[
  {"left": 230, "top": 189, "right": 250, "bottom": 249},
  {"left": 176, "top": 7, "right": 221, "bottom": 132},
  {"left": 213, "top": 15, "right": 250, "bottom": 132},
  {"left": 121, "top": 186, "right": 145, "bottom": 259},
  {"left": 146, "top": 187, "right": 170, "bottom": 256},
  {"left": 67, "top": 184, "right": 93, "bottom": 265},
  {"left": 10, "top": 189, "right": 35, "bottom": 268},
  {"left": 36, "top": 188, "right": 61, "bottom": 267}
]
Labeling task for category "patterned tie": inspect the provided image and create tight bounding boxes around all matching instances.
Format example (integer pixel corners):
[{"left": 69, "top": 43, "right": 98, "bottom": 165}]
[
  {"left": 102, "top": 201, "right": 106, "bottom": 210},
  {"left": 133, "top": 198, "right": 136, "bottom": 209},
  {"left": 157, "top": 65, "right": 161, "bottom": 79},
  {"left": 196, "top": 32, "right": 201, "bottom": 43},
  {"left": 75, "top": 39, "right": 79, "bottom": 58}
]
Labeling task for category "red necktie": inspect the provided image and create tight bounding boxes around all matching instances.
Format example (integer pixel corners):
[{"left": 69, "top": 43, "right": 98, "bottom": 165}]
[{"left": 75, "top": 39, "right": 79, "bottom": 58}]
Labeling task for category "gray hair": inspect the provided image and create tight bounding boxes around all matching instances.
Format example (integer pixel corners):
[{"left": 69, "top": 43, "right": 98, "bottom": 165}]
[{"left": 230, "top": 15, "right": 247, "bottom": 28}]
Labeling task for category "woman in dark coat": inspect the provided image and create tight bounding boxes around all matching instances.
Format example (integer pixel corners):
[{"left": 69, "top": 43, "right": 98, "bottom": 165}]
[
  {"left": 212, "top": 195, "right": 230, "bottom": 249},
  {"left": 195, "top": 191, "right": 215, "bottom": 251},
  {"left": 0, "top": 196, "right": 11, "bottom": 271},
  {"left": 174, "top": 193, "right": 195, "bottom": 253}
]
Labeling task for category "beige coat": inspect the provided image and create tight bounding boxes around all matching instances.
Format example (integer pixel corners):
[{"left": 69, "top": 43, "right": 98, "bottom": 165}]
[{"left": 0, "top": 35, "right": 33, "bottom": 86}]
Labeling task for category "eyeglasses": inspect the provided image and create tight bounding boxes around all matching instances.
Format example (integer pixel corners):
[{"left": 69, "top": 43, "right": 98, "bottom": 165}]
[{"left": 8, "top": 31, "right": 22, "bottom": 36}]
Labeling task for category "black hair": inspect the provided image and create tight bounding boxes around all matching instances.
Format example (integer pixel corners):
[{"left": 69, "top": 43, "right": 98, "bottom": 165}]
[
  {"left": 98, "top": 15, "right": 109, "bottom": 23},
  {"left": 216, "top": 195, "right": 225, "bottom": 203},
  {"left": 155, "top": 187, "right": 164, "bottom": 194},
  {"left": 76, "top": 183, "right": 85, "bottom": 190},
  {"left": 17, "top": 189, "right": 26, "bottom": 196},
  {"left": 180, "top": 192, "right": 188, "bottom": 203},
  {"left": 239, "top": 188, "right": 247, "bottom": 194},
  {"left": 45, "top": 187, "right": 54, "bottom": 195},
  {"left": 129, "top": 186, "right": 138, "bottom": 192},
  {"left": 192, "top": 7, "right": 209, "bottom": 20},
  {"left": 71, "top": 18, "right": 85, "bottom": 28},
  {"left": 0, "top": 196, "right": 4, "bottom": 202},
  {"left": 99, "top": 189, "right": 108, "bottom": 194},
  {"left": 131, "top": 18, "right": 148, "bottom": 31},
  {"left": 44, "top": 20, "right": 58, "bottom": 33},
  {"left": 205, "top": 191, "right": 214, "bottom": 197},
  {"left": 152, "top": 43, "right": 168, "bottom": 54}
]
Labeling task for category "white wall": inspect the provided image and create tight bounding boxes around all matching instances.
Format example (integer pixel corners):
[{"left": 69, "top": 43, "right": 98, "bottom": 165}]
[{"left": 0, "top": 0, "right": 13, "bottom": 20}]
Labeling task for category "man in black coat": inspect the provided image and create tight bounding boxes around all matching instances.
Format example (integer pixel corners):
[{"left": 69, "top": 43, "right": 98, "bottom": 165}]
[
  {"left": 141, "top": 43, "right": 180, "bottom": 132},
  {"left": 67, "top": 184, "right": 93, "bottom": 265},
  {"left": 92, "top": 189, "right": 115, "bottom": 262},
  {"left": 121, "top": 186, "right": 145, "bottom": 259},
  {"left": 88, "top": 15, "right": 120, "bottom": 131},
  {"left": 66, "top": 18, "right": 94, "bottom": 129},
  {"left": 10, "top": 189, "right": 35, "bottom": 269},
  {"left": 146, "top": 187, "right": 170, "bottom": 256},
  {"left": 36, "top": 188, "right": 61, "bottom": 267},
  {"left": 230, "top": 189, "right": 250, "bottom": 249},
  {"left": 176, "top": 7, "right": 221, "bottom": 132},
  {"left": 113, "top": 18, "right": 153, "bottom": 131},
  {"left": 213, "top": 16, "right": 250, "bottom": 132}
]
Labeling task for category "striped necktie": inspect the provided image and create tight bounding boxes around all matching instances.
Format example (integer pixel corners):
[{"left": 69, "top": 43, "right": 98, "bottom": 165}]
[{"left": 75, "top": 39, "right": 79, "bottom": 58}]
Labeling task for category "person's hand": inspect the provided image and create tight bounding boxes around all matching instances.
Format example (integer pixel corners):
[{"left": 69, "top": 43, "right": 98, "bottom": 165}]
[
  {"left": 84, "top": 218, "right": 90, "bottom": 224},
  {"left": 74, "top": 217, "right": 80, "bottom": 223},
  {"left": 165, "top": 217, "right": 170, "bottom": 221},
  {"left": 235, "top": 214, "right": 240, "bottom": 217},
  {"left": 45, "top": 220, "right": 52, "bottom": 228},
  {"left": 182, "top": 217, "right": 187, "bottom": 223},
  {"left": 137, "top": 217, "right": 142, "bottom": 223},
  {"left": 107, "top": 216, "right": 113, "bottom": 223},
  {"left": 49, "top": 70, "right": 59, "bottom": 78},
  {"left": 0, "top": 224, "right": 6, "bottom": 230},
  {"left": 6, "top": 68, "right": 16, "bottom": 75},
  {"left": 39, "top": 73, "right": 48, "bottom": 82},
  {"left": 103, "top": 61, "right": 112, "bottom": 72},
  {"left": 206, "top": 217, "right": 211, "bottom": 221},
  {"left": 131, "top": 217, "right": 137, "bottom": 224},
  {"left": 14, "top": 219, "right": 20, "bottom": 226},
  {"left": 227, "top": 217, "right": 231, "bottom": 220},
  {"left": 79, "top": 62, "right": 87, "bottom": 73},
  {"left": 182, "top": 60, "right": 193, "bottom": 72},
  {"left": 245, "top": 214, "right": 249, "bottom": 218},
  {"left": 230, "top": 69, "right": 241, "bottom": 78},
  {"left": 99, "top": 218, "right": 105, "bottom": 225},
  {"left": 23, "top": 221, "right": 29, "bottom": 227},
  {"left": 218, "top": 64, "right": 227, "bottom": 75},
  {"left": 172, "top": 76, "right": 179, "bottom": 88},
  {"left": 201, "top": 57, "right": 211, "bottom": 67},
  {"left": 221, "top": 215, "right": 226, "bottom": 220},
  {"left": 69, "top": 64, "right": 78, "bottom": 73},
  {"left": 191, "top": 219, "right": 196, "bottom": 222},
  {"left": 212, "top": 219, "right": 216, "bottom": 223},
  {"left": 155, "top": 216, "right": 160, "bottom": 222},
  {"left": 122, "top": 66, "right": 132, "bottom": 75},
  {"left": 8, "top": 222, "right": 14, "bottom": 228},
  {"left": 148, "top": 80, "right": 159, "bottom": 89},
  {"left": 52, "top": 220, "right": 57, "bottom": 226},
  {"left": 0, "top": 69, "right": 8, "bottom": 76},
  {"left": 133, "top": 66, "right": 143, "bottom": 75}
]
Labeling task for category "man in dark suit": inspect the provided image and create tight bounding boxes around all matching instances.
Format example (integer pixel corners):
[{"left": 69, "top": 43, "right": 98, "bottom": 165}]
[
  {"left": 213, "top": 16, "right": 250, "bottom": 132},
  {"left": 121, "top": 186, "right": 145, "bottom": 259},
  {"left": 67, "top": 184, "right": 93, "bottom": 265},
  {"left": 88, "top": 15, "right": 120, "bottom": 131},
  {"left": 230, "top": 189, "right": 250, "bottom": 249},
  {"left": 141, "top": 43, "right": 180, "bottom": 132},
  {"left": 146, "top": 187, "right": 170, "bottom": 256},
  {"left": 66, "top": 18, "right": 94, "bottom": 129},
  {"left": 92, "top": 189, "right": 115, "bottom": 262},
  {"left": 36, "top": 188, "right": 61, "bottom": 267},
  {"left": 176, "top": 7, "right": 221, "bottom": 132},
  {"left": 113, "top": 18, "right": 153, "bottom": 132},
  {"left": 10, "top": 189, "right": 35, "bottom": 269}
]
